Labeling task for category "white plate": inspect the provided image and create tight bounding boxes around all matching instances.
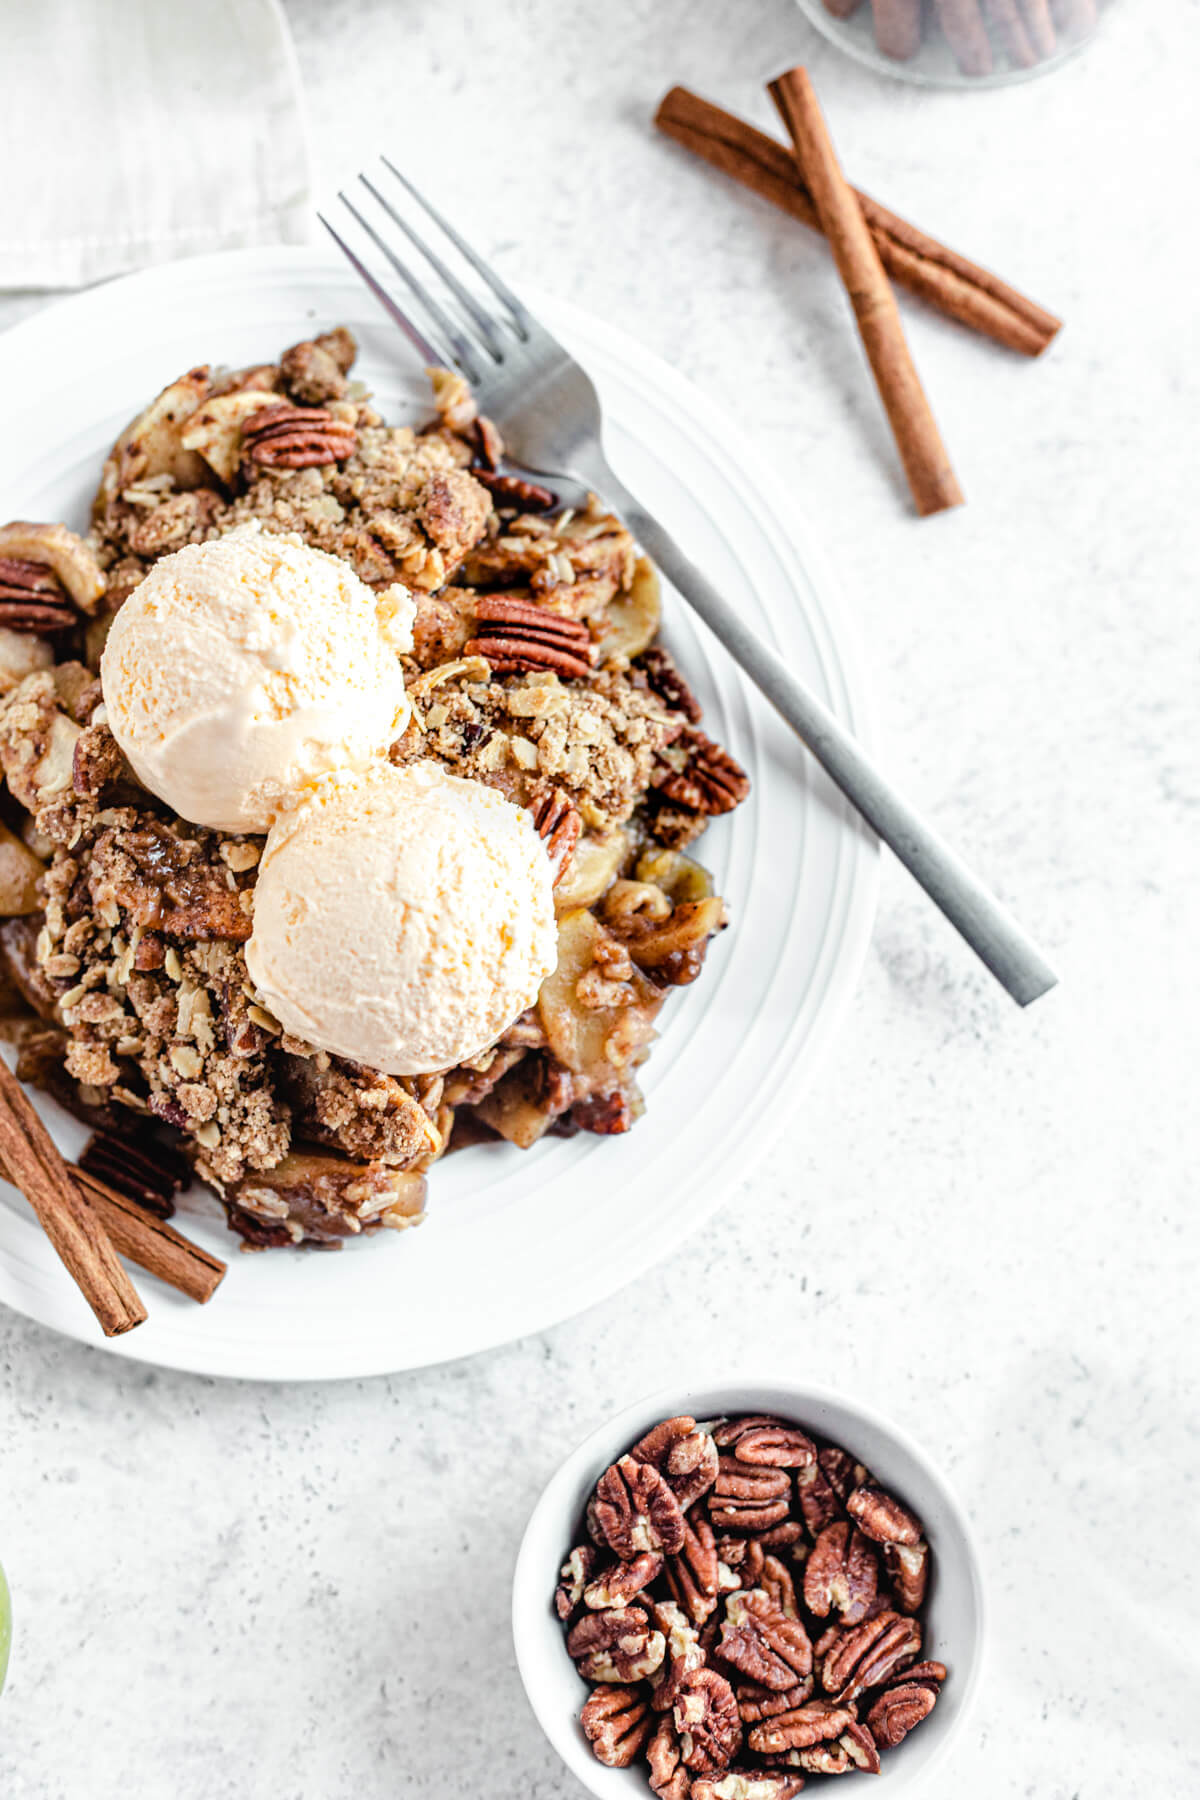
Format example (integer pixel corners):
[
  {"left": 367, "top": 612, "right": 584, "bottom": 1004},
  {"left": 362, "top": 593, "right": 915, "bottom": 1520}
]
[{"left": 0, "top": 246, "right": 877, "bottom": 1380}]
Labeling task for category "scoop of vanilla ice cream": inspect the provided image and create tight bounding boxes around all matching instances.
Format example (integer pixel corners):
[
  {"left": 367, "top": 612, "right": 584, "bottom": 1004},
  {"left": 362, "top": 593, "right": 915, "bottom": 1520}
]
[
  {"left": 245, "top": 759, "right": 559, "bottom": 1077},
  {"left": 101, "top": 523, "right": 414, "bottom": 833}
]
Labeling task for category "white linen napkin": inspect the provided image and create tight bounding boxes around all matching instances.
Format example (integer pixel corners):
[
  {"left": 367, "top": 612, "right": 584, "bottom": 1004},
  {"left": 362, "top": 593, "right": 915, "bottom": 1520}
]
[{"left": 0, "top": 0, "right": 311, "bottom": 290}]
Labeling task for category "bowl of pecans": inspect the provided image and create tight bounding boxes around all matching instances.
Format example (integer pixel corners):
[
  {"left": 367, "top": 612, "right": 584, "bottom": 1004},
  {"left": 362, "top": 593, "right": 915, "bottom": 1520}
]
[{"left": 513, "top": 1381, "right": 984, "bottom": 1797}]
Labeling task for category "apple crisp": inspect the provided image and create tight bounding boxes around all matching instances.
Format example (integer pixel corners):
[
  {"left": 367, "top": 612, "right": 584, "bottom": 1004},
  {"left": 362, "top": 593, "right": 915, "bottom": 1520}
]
[{"left": 0, "top": 329, "right": 748, "bottom": 1249}]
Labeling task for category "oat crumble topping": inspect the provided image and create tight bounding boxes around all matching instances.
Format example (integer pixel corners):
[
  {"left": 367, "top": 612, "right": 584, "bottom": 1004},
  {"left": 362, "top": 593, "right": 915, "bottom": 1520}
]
[{"left": 0, "top": 329, "right": 747, "bottom": 1249}]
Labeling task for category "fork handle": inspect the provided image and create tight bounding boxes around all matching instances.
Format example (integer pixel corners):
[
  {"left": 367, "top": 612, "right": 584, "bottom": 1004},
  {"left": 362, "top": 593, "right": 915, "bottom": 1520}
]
[{"left": 588, "top": 465, "right": 1057, "bottom": 1007}]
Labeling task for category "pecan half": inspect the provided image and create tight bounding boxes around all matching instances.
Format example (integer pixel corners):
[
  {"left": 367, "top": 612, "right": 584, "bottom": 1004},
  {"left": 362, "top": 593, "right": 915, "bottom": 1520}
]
[
  {"left": 757, "top": 1520, "right": 806, "bottom": 1552},
  {"left": 818, "top": 1447, "right": 870, "bottom": 1503},
  {"left": 790, "top": 1720, "right": 880, "bottom": 1776},
  {"left": 713, "top": 1416, "right": 784, "bottom": 1451},
  {"left": 637, "top": 644, "right": 702, "bottom": 723},
  {"left": 567, "top": 1606, "right": 666, "bottom": 1683},
  {"left": 529, "top": 786, "right": 581, "bottom": 884},
  {"left": 656, "top": 728, "right": 749, "bottom": 814},
  {"left": 0, "top": 521, "right": 104, "bottom": 613},
  {"left": 78, "top": 1124, "right": 191, "bottom": 1220},
  {"left": 837, "top": 1720, "right": 882, "bottom": 1774},
  {"left": 665, "top": 1513, "right": 722, "bottom": 1625},
  {"left": 584, "top": 1552, "right": 663, "bottom": 1611},
  {"left": 469, "top": 466, "right": 557, "bottom": 511},
  {"left": 735, "top": 1678, "right": 814, "bottom": 1724},
  {"left": 581, "top": 1684, "right": 654, "bottom": 1767},
  {"left": 796, "top": 1459, "right": 843, "bottom": 1539},
  {"left": 472, "top": 415, "right": 505, "bottom": 472},
  {"left": 592, "top": 1454, "right": 686, "bottom": 1559},
  {"left": 760, "top": 1554, "right": 800, "bottom": 1621},
  {"left": 0, "top": 556, "right": 77, "bottom": 633},
  {"left": 465, "top": 595, "right": 595, "bottom": 679},
  {"left": 817, "top": 1611, "right": 921, "bottom": 1703},
  {"left": 716, "top": 1590, "right": 813, "bottom": 1692},
  {"left": 241, "top": 402, "right": 356, "bottom": 468},
  {"left": 884, "top": 1540, "right": 930, "bottom": 1614},
  {"left": 554, "top": 1544, "right": 598, "bottom": 1621},
  {"left": 726, "top": 1423, "right": 816, "bottom": 1470},
  {"left": 673, "top": 1668, "right": 742, "bottom": 1773},
  {"left": 747, "top": 1698, "right": 857, "bottom": 1756},
  {"left": 647, "top": 1716, "right": 690, "bottom": 1800},
  {"left": 718, "top": 1536, "right": 765, "bottom": 1588},
  {"left": 709, "top": 1454, "right": 791, "bottom": 1534},
  {"left": 649, "top": 1599, "right": 707, "bottom": 1710},
  {"left": 631, "top": 1415, "right": 720, "bottom": 1510},
  {"left": 866, "top": 1677, "right": 940, "bottom": 1751},
  {"left": 691, "top": 1773, "right": 805, "bottom": 1800},
  {"left": 846, "top": 1484, "right": 923, "bottom": 1548},
  {"left": 802, "top": 1523, "right": 879, "bottom": 1626}
]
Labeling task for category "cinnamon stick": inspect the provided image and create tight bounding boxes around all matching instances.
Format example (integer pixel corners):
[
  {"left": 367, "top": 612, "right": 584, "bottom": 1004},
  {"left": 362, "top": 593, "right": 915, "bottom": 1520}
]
[
  {"left": 0, "top": 1150, "right": 225, "bottom": 1305},
  {"left": 0, "top": 1056, "right": 146, "bottom": 1335},
  {"left": 654, "top": 88, "right": 1061, "bottom": 357},
  {"left": 768, "top": 68, "right": 963, "bottom": 518}
]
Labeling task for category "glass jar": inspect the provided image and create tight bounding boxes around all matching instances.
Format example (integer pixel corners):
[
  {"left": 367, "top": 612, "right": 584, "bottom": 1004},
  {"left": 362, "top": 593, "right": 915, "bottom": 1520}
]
[{"left": 793, "top": 0, "right": 1109, "bottom": 87}]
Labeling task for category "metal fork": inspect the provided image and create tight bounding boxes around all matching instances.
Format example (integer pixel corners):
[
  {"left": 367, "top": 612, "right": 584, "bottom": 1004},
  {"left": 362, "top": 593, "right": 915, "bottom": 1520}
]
[{"left": 320, "top": 162, "right": 1057, "bottom": 1007}]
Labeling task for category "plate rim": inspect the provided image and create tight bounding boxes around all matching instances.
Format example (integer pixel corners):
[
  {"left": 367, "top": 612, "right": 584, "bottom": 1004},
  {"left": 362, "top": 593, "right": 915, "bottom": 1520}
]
[{"left": 0, "top": 245, "right": 879, "bottom": 1380}]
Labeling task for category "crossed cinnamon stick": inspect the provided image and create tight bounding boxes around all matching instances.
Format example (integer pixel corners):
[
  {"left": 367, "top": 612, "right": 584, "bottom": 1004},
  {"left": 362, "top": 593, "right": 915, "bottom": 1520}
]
[
  {"left": 768, "top": 67, "right": 962, "bottom": 517},
  {"left": 0, "top": 1054, "right": 224, "bottom": 1329},
  {"left": 657, "top": 74, "right": 1061, "bottom": 518},
  {"left": 654, "top": 86, "right": 1060, "bottom": 358}
]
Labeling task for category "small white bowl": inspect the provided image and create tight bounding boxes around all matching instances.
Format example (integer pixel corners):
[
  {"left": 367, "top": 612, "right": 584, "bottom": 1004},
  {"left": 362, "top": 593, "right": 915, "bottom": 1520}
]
[{"left": 513, "top": 1379, "right": 985, "bottom": 1796}]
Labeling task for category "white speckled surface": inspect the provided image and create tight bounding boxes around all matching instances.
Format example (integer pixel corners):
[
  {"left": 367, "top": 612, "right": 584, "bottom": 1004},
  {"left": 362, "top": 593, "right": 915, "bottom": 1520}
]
[{"left": 1, "top": 1, "right": 1198, "bottom": 1794}]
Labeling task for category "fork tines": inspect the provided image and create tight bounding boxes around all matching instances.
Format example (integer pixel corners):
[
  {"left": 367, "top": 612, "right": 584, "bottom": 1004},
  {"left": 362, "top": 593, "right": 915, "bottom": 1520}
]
[{"left": 318, "top": 157, "right": 530, "bottom": 382}]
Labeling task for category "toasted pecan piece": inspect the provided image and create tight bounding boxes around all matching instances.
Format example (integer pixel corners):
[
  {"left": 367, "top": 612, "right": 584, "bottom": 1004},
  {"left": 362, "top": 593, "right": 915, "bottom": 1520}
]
[
  {"left": 867, "top": 1671, "right": 942, "bottom": 1750},
  {"left": 630, "top": 1414, "right": 720, "bottom": 1510},
  {"left": 465, "top": 595, "right": 595, "bottom": 679},
  {"left": 241, "top": 402, "right": 356, "bottom": 468},
  {"left": 817, "top": 1609, "right": 921, "bottom": 1702},
  {"left": 656, "top": 727, "right": 748, "bottom": 814},
  {"left": 554, "top": 1544, "right": 598, "bottom": 1622},
  {"left": 803, "top": 1522, "right": 879, "bottom": 1625},
  {"left": 567, "top": 1606, "right": 665, "bottom": 1683},
  {"left": 592, "top": 1454, "right": 687, "bottom": 1560},
  {"left": 0, "top": 557, "right": 76, "bottom": 634},
  {"left": 709, "top": 1454, "right": 792, "bottom": 1535},
  {"left": 747, "top": 1697, "right": 857, "bottom": 1756},
  {"left": 78, "top": 1122, "right": 191, "bottom": 1219},
  {"left": 584, "top": 1551, "right": 663, "bottom": 1611},
  {"left": 717, "top": 1590, "right": 812, "bottom": 1692},
  {"left": 692, "top": 1774, "right": 805, "bottom": 1800},
  {"left": 0, "top": 522, "right": 104, "bottom": 616},
  {"left": 581, "top": 1684, "right": 654, "bottom": 1767},
  {"left": 469, "top": 466, "right": 557, "bottom": 511},
  {"left": 530, "top": 786, "right": 582, "bottom": 884},
  {"left": 665, "top": 1513, "right": 722, "bottom": 1625},
  {"left": 647, "top": 1716, "right": 690, "bottom": 1800},
  {"left": 673, "top": 1667, "right": 742, "bottom": 1773},
  {"left": 847, "top": 1483, "right": 923, "bottom": 1547}
]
